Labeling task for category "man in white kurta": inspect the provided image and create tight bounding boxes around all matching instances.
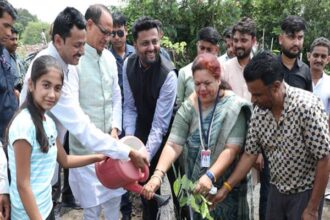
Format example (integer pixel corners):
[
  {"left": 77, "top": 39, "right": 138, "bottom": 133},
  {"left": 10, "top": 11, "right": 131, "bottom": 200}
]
[{"left": 68, "top": 5, "right": 125, "bottom": 219}]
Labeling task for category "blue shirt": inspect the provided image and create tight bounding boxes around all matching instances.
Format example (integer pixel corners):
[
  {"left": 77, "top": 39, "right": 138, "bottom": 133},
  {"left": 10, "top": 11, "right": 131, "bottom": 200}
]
[
  {"left": 0, "top": 46, "right": 18, "bottom": 140},
  {"left": 8, "top": 109, "right": 58, "bottom": 219},
  {"left": 110, "top": 44, "right": 135, "bottom": 90}
]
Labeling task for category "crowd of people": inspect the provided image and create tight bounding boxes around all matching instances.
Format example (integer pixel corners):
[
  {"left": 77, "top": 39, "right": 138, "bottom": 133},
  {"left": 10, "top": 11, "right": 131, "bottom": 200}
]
[{"left": 0, "top": 0, "right": 329, "bottom": 220}]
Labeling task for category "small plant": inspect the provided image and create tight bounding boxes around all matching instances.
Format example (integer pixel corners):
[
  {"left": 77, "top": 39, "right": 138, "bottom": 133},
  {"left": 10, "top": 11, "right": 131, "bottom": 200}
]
[{"left": 173, "top": 174, "right": 214, "bottom": 220}]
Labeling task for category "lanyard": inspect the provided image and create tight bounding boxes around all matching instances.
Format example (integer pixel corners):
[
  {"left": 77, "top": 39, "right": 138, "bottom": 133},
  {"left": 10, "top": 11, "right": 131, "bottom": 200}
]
[{"left": 198, "top": 87, "right": 220, "bottom": 150}]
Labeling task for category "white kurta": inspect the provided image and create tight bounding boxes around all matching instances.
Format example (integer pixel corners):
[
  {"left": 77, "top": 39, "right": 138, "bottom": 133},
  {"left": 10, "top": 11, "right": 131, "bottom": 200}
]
[{"left": 69, "top": 44, "right": 124, "bottom": 208}]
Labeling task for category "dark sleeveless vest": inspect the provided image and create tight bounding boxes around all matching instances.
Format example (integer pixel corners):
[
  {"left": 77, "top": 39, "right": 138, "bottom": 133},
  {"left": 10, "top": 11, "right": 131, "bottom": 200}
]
[{"left": 126, "top": 54, "right": 175, "bottom": 145}]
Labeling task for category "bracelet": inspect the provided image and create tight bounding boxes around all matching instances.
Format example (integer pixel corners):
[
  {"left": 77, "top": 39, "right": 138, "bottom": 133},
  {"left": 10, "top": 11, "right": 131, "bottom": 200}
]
[
  {"left": 205, "top": 170, "right": 216, "bottom": 184},
  {"left": 155, "top": 168, "right": 166, "bottom": 176},
  {"left": 223, "top": 181, "right": 232, "bottom": 192},
  {"left": 151, "top": 174, "right": 163, "bottom": 184}
]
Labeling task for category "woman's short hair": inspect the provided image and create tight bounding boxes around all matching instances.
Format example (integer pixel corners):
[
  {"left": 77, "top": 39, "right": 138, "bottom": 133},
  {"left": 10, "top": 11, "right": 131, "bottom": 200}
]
[{"left": 192, "top": 53, "right": 221, "bottom": 80}]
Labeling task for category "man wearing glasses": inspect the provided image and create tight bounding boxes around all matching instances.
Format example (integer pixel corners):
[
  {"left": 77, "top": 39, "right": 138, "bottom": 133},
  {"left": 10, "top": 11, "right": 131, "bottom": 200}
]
[
  {"left": 109, "top": 12, "right": 135, "bottom": 95},
  {"left": 68, "top": 4, "right": 146, "bottom": 219}
]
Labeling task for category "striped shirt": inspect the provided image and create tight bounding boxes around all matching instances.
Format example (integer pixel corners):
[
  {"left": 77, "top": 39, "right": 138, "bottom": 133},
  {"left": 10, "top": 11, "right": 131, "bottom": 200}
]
[{"left": 8, "top": 109, "right": 57, "bottom": 219}]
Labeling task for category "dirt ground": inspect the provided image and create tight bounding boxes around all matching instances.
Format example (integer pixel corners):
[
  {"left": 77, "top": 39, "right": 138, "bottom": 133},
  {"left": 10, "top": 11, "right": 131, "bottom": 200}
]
[{"left": 56, "top": 175, "right": 330, "bottom": 220}]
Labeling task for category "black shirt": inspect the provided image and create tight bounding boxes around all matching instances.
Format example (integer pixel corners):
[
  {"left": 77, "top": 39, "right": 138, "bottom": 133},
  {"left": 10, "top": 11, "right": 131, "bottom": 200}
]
[{"left": 278, "top": 55, "right": 312, "bottom": 92}]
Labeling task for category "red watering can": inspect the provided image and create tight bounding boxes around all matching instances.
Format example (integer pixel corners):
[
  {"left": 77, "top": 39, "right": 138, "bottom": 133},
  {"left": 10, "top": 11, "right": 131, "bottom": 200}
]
[{"left": 95, "top": 136, "right": 170, "bottom": 207}]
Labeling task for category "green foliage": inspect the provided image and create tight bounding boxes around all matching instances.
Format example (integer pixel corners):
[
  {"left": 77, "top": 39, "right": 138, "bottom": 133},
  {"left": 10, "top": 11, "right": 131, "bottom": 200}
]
[
  {"left": 113, "top": 0, "right": 242, "bottom": 67},
  {"left": 161, "top": 36, "right": 188, "bottom": 69},
  {"left": 14, "top": 8, "right": 38, "bottom": 37},
  {"left": 22, "top": 22, "right": 50, "bottom": 45},
  {"left": 173, "top": 174, "right": 214, "bottom": 220}
]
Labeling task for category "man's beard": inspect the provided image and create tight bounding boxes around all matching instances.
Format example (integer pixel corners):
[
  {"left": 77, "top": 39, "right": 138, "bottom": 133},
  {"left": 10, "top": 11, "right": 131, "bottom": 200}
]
[
  {"left": 281, "top": 46, "right": 301, "bottom": 59},
  {"left": 235, "top": 47, "right": 252, "bottom": 59}
]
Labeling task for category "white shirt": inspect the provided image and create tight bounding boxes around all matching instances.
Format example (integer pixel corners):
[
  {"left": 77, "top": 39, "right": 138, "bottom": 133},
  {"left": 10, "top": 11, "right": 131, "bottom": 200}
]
[
  {"left": 313, "top": 72, "right": 330, "bottom": 113},
  {"left": 20, "top": 42, "right": 130, "bottom": 159},
  {"left": 0, "top": 144, "right": 9, "bottom": 194}
]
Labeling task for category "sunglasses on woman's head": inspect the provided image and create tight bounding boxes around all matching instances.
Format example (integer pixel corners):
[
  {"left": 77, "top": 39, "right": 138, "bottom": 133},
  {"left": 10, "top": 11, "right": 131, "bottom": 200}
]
[{"left": 111, "top": 30, "right": 125, "bottom": 38}]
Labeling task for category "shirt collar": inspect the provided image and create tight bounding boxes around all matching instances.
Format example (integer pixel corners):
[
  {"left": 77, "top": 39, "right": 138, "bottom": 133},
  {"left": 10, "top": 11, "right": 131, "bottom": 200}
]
[
  {"left": 49, "top": 42, "right": 69, "bottom": 76},
  {"left": 85, "top": 43, "right": 102, "bottom": 59}
]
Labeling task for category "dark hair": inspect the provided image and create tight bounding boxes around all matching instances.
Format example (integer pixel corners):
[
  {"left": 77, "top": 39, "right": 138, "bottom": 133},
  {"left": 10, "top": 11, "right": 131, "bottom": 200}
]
[
  {"left": 112, "top": 12, "right": 127, "bottom": 27},
  {"left": 244, "top": 51, "right": 283, "bottom": 85},
  {"left": 281, "top": 15, "right": 306, "bottom": 34},
  {"left": 0, "top": 0, "right": 17, "bottom": 20},
  {"left": 310, "top": 37, "right": 330, "bottom": 55},
  {"left": 192, "top": 53, "right": 221, "bottom": 80},
  {"left": 223, "top": 27, "right": 232, "bottom": 39},
  {"left": 11, "top": 27, "right": 18, "bottom": 35},
  {"left": 8, "top": 56, "right": 64, "bottom": 153},
  {"left": 52, "top": 7, "right": 86, "bottom": 42},
  {"left": 232, "top": 17, "right": 256, "bottom": 37},
  {"left": 197, "top": 27, "right": 220, "bottom": 45},
  {"left": 85, "top": 4, "right": 110, "bottom": 24},
  {"left": 132, "top": 16, "right": 159, "bottom": 41}
]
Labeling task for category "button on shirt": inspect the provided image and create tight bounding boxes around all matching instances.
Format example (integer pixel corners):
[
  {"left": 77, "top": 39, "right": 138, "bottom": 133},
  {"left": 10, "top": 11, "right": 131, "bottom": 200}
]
[
  {"left": 278, "top": 55, "right": 312, "bottom": 92},
  {"left": 245, "top": 84, "right": 330, "bottom": 194}
]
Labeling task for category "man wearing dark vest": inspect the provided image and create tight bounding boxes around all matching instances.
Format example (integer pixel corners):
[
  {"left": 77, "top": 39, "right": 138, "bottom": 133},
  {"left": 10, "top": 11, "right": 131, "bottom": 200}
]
[{"left": 123, "top": 16, "right": 177, "bottom": 220}]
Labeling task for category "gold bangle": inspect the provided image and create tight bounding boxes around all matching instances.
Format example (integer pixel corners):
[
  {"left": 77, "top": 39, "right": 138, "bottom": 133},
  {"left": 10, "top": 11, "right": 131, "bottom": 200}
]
[
  {"left": 151, "top": 174, "right": 163, "bottom": 184},
  {"left": 223, "top": 181, "right": 232, "bottom": 192}
]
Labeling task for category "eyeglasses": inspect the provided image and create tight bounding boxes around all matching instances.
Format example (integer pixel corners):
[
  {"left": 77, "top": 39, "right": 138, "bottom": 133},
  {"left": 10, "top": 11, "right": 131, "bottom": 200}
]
[
  {"left": 111, "top": 30, "right": 125, "bottom": 38},
  {"left": 95, "top": 23, "right": 112, "bottom": 37}
]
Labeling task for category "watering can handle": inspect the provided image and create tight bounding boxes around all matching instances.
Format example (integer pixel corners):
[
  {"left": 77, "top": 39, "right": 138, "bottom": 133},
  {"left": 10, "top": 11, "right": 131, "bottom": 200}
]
[{"left": 139, "top": 164, "right": 149, "bottom": 183}]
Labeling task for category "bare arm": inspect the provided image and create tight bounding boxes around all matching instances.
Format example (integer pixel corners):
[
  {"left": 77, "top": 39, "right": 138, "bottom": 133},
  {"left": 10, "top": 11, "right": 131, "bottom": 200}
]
[
  {"left": 14, "top": 140, "right": 42, "bottom": 220},
  {"left": 195, "top": 144, "right": 240, "bottom": 194},
  {"left": 302, "top": 155, "right": 330, "bottom": 219},
  {"left": 56, "top": 139, "right": 106, "bottom": 169},
  {"left": 142, "top": 141, "right": 183, "bottom": 199},
  {"left": 211, "top": 152, "right": 257, "bottom": 205}
]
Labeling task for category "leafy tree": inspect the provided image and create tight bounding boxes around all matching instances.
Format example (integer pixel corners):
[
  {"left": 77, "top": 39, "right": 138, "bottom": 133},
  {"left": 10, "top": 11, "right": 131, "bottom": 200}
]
[
  {"left": 22, "top": 22, "right": 50, "bottom": 45},
  {"left": 14, "top": 8, "right": 38, "bottom": 36}
]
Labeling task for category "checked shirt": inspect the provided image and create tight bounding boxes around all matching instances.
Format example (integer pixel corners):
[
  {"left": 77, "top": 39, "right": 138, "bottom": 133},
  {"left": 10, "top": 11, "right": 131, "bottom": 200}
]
[{"left": 245, "top": 84, "right": 330, "bottom": 194}]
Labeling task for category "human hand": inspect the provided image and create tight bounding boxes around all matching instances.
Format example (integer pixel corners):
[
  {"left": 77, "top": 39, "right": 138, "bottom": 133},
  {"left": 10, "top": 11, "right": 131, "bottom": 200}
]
[
  {"left": 129, "top": 149, "right": 149, "bottom": 169},
  {"left": 210, "top": 186, "right": 229, "bottom": 209},
  {"left": 95, "top": 154, "right": 107, "bottom": 162},
  {"left": 301, "top": 207, "right": 318, "bottom": 220},
  {"left": 110, "top": 128, "right": 119, "bottom": 139},
  {"left": 142, "top": 176, "right": 161, "bottom": 200},
  {"left": 194, "top": 174, "right": 212, "bottom": 196},
  {"left": 0, "top": 194, "right": 10, "bottom": 220},
  {"left": 253, "top": 153, "right": 264, "bottom": 171}
]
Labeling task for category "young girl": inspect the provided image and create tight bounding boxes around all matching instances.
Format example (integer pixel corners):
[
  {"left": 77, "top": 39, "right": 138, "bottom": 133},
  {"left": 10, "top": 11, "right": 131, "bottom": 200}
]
[{"left": 6, "top": 55, "right": 106, "bottom": 220}]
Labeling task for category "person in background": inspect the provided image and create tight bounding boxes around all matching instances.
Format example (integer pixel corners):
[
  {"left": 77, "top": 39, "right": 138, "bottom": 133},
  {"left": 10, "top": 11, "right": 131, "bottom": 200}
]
[
  {"left": 109, "top": 12, "right": 135, "bottom": 95},
  {"left": 278, "top": 15, "right": 312, "bottom": 92},
  {"left": 176, "top": 27, "right": 220, "bottom": 107},
  {"left": 0, "top": 2, "right": 18, "bottom": 218},
  {"left": 109, "top": 11, "right": 134, "bottom": 220},
  {"left": 307, "top": 37, "right": 330, "bottom": 129},
  {"left": 4, "top": 27, "right": 25, "bottom": 93},
  {"left": 219, "top": 26, "right": 235, "bottom": 63}
]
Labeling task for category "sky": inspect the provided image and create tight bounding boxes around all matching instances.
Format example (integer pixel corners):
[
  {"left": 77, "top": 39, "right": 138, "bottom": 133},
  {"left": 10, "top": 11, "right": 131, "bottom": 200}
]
[{"left": 8, "top": 0, "right": 126, "bottom": 23}]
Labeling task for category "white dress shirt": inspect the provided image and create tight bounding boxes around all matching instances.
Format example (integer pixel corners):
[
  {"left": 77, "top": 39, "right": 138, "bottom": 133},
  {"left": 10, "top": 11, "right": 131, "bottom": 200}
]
[{"left": 20, "top": 42, "right": 131, "bottom": 159}]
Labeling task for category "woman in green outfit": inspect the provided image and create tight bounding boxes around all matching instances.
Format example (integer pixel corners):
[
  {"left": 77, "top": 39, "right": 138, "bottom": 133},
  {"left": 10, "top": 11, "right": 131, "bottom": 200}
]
[{"left": 143, "top": 53, "right": 252, "bottom": 220}]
